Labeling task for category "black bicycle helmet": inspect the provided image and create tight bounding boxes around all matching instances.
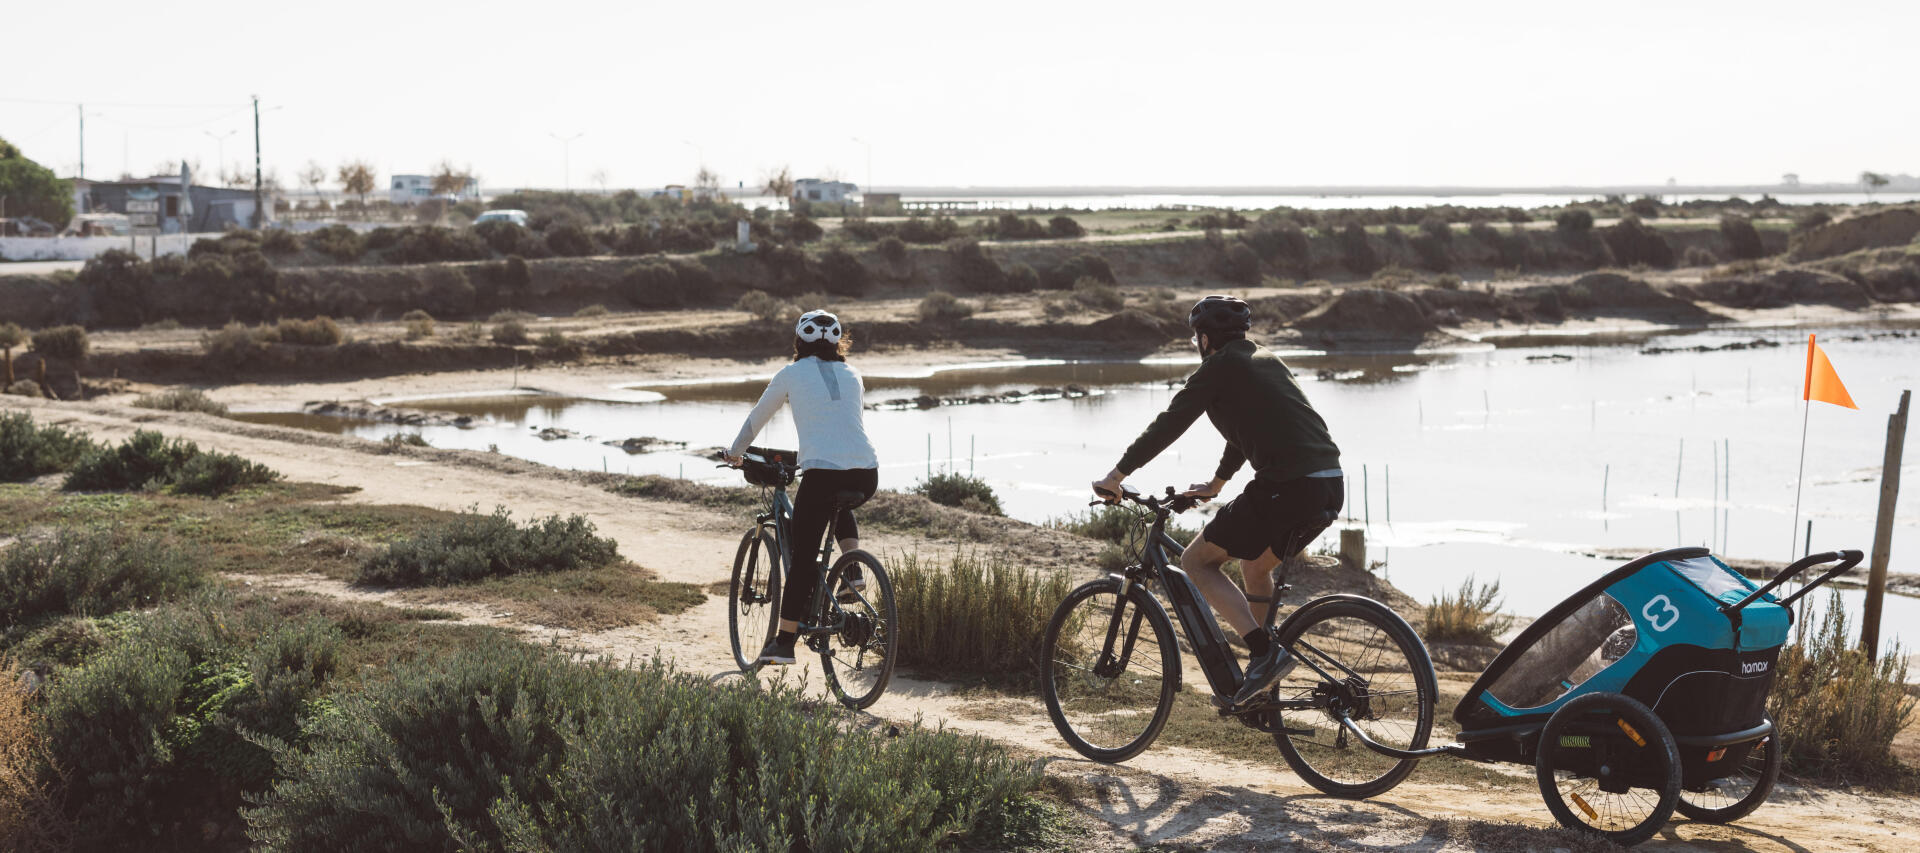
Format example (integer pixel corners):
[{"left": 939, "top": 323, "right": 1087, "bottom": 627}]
[{"left": 1188, "top": 294, "right": 1252, "bottom": 334}]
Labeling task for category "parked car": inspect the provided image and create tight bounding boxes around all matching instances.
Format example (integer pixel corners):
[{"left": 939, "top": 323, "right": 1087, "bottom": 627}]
[{"left": 472, "top": 209, "right": 528, "bottom": 228}]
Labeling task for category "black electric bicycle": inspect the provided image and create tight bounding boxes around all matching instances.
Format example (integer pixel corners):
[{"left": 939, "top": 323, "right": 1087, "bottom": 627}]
[
  {"left": 1039, "top": 484, "right": 1439, "bottom": 797},
  {"left": 726, "top": 446, "right": 899, "bottom": 710}
]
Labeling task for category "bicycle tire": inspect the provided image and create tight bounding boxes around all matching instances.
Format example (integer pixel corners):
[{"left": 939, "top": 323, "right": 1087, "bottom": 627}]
[
  {"left": 1536, "top": 692, "right": 1680, "bottom": 846},
  {"left": 1039, "top": 577, "right": 1180, "bottom": 763},
  {"left": 727, "top": 525, "right": 781, "bottom": 673},
  {"left": 820, "top": 550, "right": 897, "bottom": 710},
  {"left": 1272, "top": 594, "right": 1437, "bottom": 798},
  {"left": 1674, "top": 729, "right": 1780, "bottom": 824}
]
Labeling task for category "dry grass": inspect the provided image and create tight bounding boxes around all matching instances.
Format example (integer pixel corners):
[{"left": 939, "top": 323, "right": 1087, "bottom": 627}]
[
  {"left": 1422, "top": 576, "right": 1513, "bottom": 646},
  {"left": 1770, "top": 592, "right": 1918, "bottom": 789},
  {"left": 0, "top": 660, "right": 70, "bottom": 852},
  {"left": 890, "top": 551, "right": 1071, "bottom": 684}
]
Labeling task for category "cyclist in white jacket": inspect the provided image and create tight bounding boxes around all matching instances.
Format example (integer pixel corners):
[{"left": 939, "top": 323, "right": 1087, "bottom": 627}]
[{"left": 725, "top": 310, "right": 879, "bottom": 665}]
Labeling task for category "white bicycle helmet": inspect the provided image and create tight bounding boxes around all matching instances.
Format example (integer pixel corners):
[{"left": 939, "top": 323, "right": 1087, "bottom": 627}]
[{"left": 795, "top": 309, "right": 843, "bottom": 344}]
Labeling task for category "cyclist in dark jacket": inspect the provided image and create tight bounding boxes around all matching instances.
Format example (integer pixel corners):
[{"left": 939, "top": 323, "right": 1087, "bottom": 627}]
[{"left": 1091, "top": 295, "right": 1344, "bottom": 707}]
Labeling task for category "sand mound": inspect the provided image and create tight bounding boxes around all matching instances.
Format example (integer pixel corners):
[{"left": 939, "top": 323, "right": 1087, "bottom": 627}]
[
  {"left": 1791, "top": 206, "right": 1920, "bottom": 260},
  {"left": 1086, "top": 309, "right": 1187, "bottom": 342},
  {"left": 1290, "top": 288, "right": 1437, "bottom": 339}
]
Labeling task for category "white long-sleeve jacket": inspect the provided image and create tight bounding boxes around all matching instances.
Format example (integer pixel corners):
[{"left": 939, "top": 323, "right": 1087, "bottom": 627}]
[{"left": 729, "top": 357, "right": 879, "bottom": 471}]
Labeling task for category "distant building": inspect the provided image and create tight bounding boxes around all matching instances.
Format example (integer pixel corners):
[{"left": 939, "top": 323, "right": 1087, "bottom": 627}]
[
  {"left": 794, "top": 179, "right": 857, "bottom": 204},
  {"left": 81, "top": 176, "right": 270, "bottom": 233},
  {"left": 390, "top": 174, "right": 479, "bottom": 205},
  {"left": 861, "top": 192, "right": 901, "bottom": 213}
]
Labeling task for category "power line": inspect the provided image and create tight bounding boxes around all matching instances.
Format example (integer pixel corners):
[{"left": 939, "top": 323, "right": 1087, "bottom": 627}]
[{"left": 0, "top": 96, "right": 247, "bottom": 109}]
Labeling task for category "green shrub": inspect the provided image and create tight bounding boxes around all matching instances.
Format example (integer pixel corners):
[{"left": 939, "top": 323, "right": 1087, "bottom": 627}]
[
  {"left": 1071, "top": 277, "right": 1125, "bottom": 312},
  {"left": 245, "top": 640, "right": 1038, "bottom": 852},
  {"left": 948, "top": 240, "right": 1009, "bottom": 292},
  {"left": 1435, "top": 273, "right": 1463, "bottom": 290},
  {"left": 545, "top": 223, "right": 597, "bottom": 257},
  {"left": 0, "top": 528, "right": 199, "bottom": 637},
  {"left": 1794, "top": 210, "right": 1833, "bottom": 233},
  {"left": 816, "top": 247, "right": 869, "bottom": 296},
  {"left": 623, "top": 262, "right": 684, "bottom": 308},
  {"left": 1050, "top": 504, "right": 1196, "bottom": 549},
  {"left": 912, "top": 473, "right": 1003, "bottom": 515},
  {"left": 379, "top": 432, "right": 429, "bottom": 452},
  {"left": 0, "top": 411, "right": 98, "bottom": 481},
  {"left": 1682, "top": 245, "right": 1720, "bottom": 267},
  {"left": 917, "top": 290, "right": 973, "bottom": 324},
  {"left": 382, "top": 226, "right": 491, "bottom": 265},
  {"left": 898, "top": 215, "right": 962, "bottom": 245},
  {"left": 1422, "top": 576, "right": 1513, "bottom": 645},
  {"left": 274, "top": 316, "right": 343, "bottom": 346},
  {"left": 356, "top": 507, "right": 621, "bottom": 587},
  {"left": 1041, "top": 254, "right": 1115, "bottom": 290},
  {"left": 878, "top": 236, "right": 908, "bottom": 264},
  {"left": 260, "top": 228, "right": 300, "bottom": 255},
  {"left": 492, "top": 319, "right": 529, "bottom": 345},
  {"left": 1339, "top": 223, "right": 1379, "bottom": 275},
  {"left": 62, "top": 429, "right": 276, "bottom": 496},
  {"left": 574, "top": 303, "right": 610, "bottom": 317},
  {"left": 201, "top": 321, "right": 272, "bottom": 366},
  {"left": 306, "top": 224, "right": 365, "bottom": 261},
  {"left": 1004, "top": 262, "right": 1040, "bottom": 293},
  {"left": 1602, "top": 216, "right": 1676, "bottom": 268},
  {"left": 1222, "top": 242, "right": 1260, "bottom": 284},
  {"left": 1047, "top": 216, "right": 1085, "bottom": 238},
  {"left": 1628, "top": 196, "right": 1662, "bottom": 218},
  {"left": 788, "top": 215, "right": 824, "bottom": 243},
  {"left": 29, "top": 326, "right": 88, "bottom": 362},
  {"left": 892, "top": 552, "right": 1071, "bottom": 682},
  {"left": 132, "top": 387, "right": 229, "bottom": 416},
  {"left": 1768, "top": 592, "right": 1916, "bottom": 786}
]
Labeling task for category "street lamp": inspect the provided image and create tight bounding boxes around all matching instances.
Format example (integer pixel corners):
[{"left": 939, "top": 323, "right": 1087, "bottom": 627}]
[
  {"left": 550, "top": 132, "right": 584, "bottom": 192},
  {"left": 204, "top": 129, "right": 237, "bottom": 174}
]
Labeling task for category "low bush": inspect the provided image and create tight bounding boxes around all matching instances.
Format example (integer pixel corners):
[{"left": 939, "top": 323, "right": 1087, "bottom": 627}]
[
  {"left": 545, "top": 223, "right": 597, "bottom": 257},
  {"left": 1794, "top": 210, "right": 1833, "bottom": 233},
  {"left": 274, "top": 316, "right": 343, "bottom": 346},
  {"left": 1339, "top": 223, "right": 1379, "bottom": 275},
  {"left": 201, "top": 321, "right": 273, "bottom": 366},
  {"left": 1047, "top": 216, "right": 1085, "bottom": 238},
  {"left": 734, "top": 289, "right": 794, "bottom": 324},
  {"left": 574, "top": 303, "right": 610, "bottom": 317},
  {"left": 917, "top": 290, "right": 973, "bottom": 324},
  {"left": 492, "top": 319, "right": 529, "bottom": 345},
  {"left": 1, "top": 659, "right": 70, "bottom": 852},
  {"left": 877, "top": 235, "right": 908, "bottom": 264},
  {"left": 1050, "top": 504, "right": 1196, "bottom": 549},
  {"left": 379, "top": 432, "right": 430, "bottom": 452},
  {"left": 898, "top": 215, "right": 962, "bottom": 244},
  {"left": 912, "top": 472, "right": 1003, "bottom": 515},
  {"left": 1004, "top": 262, "right": 1040, "bottom": 293},
  {"left": 356, "top": 507, "right": 621, "bottom": 587},
  {"left": 132, "top": 387, "right": 229, "bottom": 416},
  {"left": 1554, "top": 208, "right": 1595, "bottom": 233},
  {"left": 62, "top": 429, "right": 278, "bottom": 496},
  {"left": 1769, "top": 592, "right": 1916, "bottom": 786},
  {"left": 260, "top": 228, "right": 300, "bottom": 255},
  {"left": 0, "top": 528, "right": 199, "bottom": 638},
  {"left": 949, "top": 240, "right": 1011, "bottom": 293},
  {"left": 382, "top": 226, "right": 491, "bottom": 265},
  {"left": 1040, "top": 254, "right": 1116, "bottom": 290},
  {"left": 622, "top": 261, "right": 685, "bottom": 309},
  {"left": 986, "top": 214, "right": 1048, "bottom": 241},
  {"left": 30, "top": 326, "right": 88, "bottom": 362},
  {"left": 0, "top": 411, "right": 98, "bottom": 481},
  {"left": 1602, "top": 216, "right": 1675, "bottom": 268},
  {"left": 1720, "top": 214, "right": 1766, "bottom": 260},
  {"left": 305, "top": 225, "right": 365, "bottom": 262},
  {"left": 892, "top": 552, "right": 1071, "bottom": 682},
  {"left": 245, "top": 640, "right": 1039, "bottom": 851},
  {"left": 1071, "top": 277, "right": 1125, "bottom": 312},
  {"left": 401, "top": 308, "right": 435, "bottom": 339},
  {"left": 1682, "top": 245, "right": 1720, "bottom": 267},
  {"left": 788, "top": 215, "right": 824, "bottom": 243},
  {"left": 816, "top": 247, "right": 869, "bottom": 295},
  {"left": 1422, "top": 576, "right": 1513, "bottom": 645},
  {"left": 1221, "top": 242, "right": 1261, "bottom": 284}
]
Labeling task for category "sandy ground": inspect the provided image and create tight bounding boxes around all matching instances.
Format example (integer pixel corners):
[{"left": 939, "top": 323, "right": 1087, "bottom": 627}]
[{"left": 11, "top": 393, "right": 1917, "bottom": 852}]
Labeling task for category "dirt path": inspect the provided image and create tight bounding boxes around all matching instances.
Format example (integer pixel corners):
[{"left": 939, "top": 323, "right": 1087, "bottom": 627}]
[{"left": 12, "top": 396, "right": 1918, "bottom": 851}]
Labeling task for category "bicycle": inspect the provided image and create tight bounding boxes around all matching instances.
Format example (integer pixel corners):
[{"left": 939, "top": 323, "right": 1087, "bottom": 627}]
[
  {"left": 725, "top": 446, "right": 899, "bottom": 710},
  {"left": 1039, "top": 483, "right": 1439, "bottom": 797}
]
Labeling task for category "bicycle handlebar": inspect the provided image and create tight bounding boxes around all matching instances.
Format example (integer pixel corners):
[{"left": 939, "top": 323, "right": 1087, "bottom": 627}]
[{"left": 1093, "top": 484, "right": 1202, "bottom": 515}]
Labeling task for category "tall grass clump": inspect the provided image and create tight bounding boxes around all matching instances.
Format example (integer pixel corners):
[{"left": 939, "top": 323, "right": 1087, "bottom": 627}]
[
  {"left": 917, "top": 290, "right": 973, "bottom": 323},
  {"left": 356, "top": 507, "right": 621, "bottom": 586},
  {"left": 0, "top": 528, "right": 199, "bottom": 639},
  {"left": 1768, "top": 592, "right": 1916, "bottom": 787},
  {"left": 891, "top": 552, "right": 1071, "bottom": 682},
  {"left": 0, "top": 659, "right": 70, "bottom": 852},
  {"left": 1422, "top": 576, "right": 1513, "bottom": 645},
  {"left": 62, "top": 429, "right": 278, "bottom": 496},
  {"left": 400, "top": 309, "right": 435, "bottom": 340},
  {"left": 0, "top": 411, "right": 97, "bottom": 481},
  {"left": 912, "top": 472, "right": 1003, "bottom": 515},
  {"left": 274, "top": 316, "right": 343, "bottom": 346},
  {"left": 245, "top": 640, "right": 1040, "bottom": 852},
  {"left": 132, "top": 387, "right": 229, "bottom": 416}
]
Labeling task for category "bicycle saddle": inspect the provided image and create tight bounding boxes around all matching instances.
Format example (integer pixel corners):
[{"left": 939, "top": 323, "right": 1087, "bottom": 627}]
[{"left": 831, "top": 490, "right": 870, "bottom": 510}]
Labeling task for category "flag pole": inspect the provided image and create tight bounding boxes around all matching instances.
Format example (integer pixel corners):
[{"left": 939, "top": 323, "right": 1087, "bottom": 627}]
[{"left": 1788, "top": 334, "right": 1815, "bottom": 640}]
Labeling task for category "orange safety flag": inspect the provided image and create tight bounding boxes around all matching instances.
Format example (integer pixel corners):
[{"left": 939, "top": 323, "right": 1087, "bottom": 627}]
[{"left": 1802, "top": 334, "right": 1857, "bottom": 410}]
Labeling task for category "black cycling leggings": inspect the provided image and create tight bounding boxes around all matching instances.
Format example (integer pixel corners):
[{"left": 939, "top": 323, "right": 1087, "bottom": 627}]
[{"left": 784, "top": 467, "right": 878, "bottom": 622}]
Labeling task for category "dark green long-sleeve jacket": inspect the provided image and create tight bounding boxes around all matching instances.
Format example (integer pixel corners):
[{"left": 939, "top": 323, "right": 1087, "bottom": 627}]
[{"left": 1115, "top": 339, "right": 1341, "bottom": 484}]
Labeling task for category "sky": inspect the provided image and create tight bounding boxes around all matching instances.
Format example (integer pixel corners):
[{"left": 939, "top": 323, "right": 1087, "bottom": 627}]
[{"left": 3, "top": 0, "right": 1913, "bottom": 192}]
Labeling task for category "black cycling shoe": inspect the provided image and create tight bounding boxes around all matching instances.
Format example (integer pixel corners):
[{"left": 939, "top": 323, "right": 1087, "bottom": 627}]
[
  {"left": 1231, "top": 643, "right": 1297, "bottom": 707},
  {"left": 836, "top": 568, "right": 867, "bottom": 602},
  {"left": 756, "top": 636, "right": 797, "bottom": 665}
]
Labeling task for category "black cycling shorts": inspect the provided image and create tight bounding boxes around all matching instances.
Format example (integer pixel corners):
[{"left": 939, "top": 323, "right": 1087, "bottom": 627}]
[{"left": 1203, "top": 476, "right": 1344, "bottom": 562}]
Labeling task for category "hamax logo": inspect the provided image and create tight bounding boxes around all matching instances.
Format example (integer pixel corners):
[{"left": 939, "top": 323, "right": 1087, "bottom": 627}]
[{"left": 1741, "top": 661, "right": 1770, "bottom": 675}]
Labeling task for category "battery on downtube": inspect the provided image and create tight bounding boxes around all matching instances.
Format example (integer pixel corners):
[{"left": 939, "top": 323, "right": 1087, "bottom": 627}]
[{"left": 1160, "top": 564, "right": 1244, "bottom": 697}]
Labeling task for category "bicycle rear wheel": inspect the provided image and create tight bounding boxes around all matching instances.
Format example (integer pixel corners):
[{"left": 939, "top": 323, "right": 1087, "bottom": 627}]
[
  {"left": 820, "top": 551, "right": 897, "bottom": 710},
  {"left": 1675, "top": 729, "right": 1779, "bottom": 824},
  {"left": 1272, "top": 595, "right": 1437, "bottom": 798},
  {"left": 1039, "top": 578, "right": 1178, "bottom": 763},
  {"left": 1536, "top": 692, "right": 1680, "bottom": 846},
  {"left": 728, "top": 525, "right": 781, "bottom": 672}
]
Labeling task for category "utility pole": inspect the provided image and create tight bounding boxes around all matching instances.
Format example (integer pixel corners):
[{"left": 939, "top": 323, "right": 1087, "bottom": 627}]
[
  {"left": 852, "top": 136, "right": 872, "bottom": 210},
  {"left": 77, "top": 104, "right": 86, "bottom": 181},
  {"left": 1860, "top": 389, "right": 1909, "bottom": 659},
  {"left": 251, "top": 94, "right": 263, "bottom": 228},
  {"left": 550, "top": 132, "right": 583, "bottom": 192}
]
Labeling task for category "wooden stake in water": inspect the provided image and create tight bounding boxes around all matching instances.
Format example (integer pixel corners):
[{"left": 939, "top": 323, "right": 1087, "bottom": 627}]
[
  {"left": 1602, "top": 463, "right": 1610, "bottom": 512},
  {"left": 1712, "top": 440, "right": 1720, "bottom": 552},
  {"left": 1482, "top": 390, "right": 1490, "bottom": 425},
  {"left": 1861, "top": 389, "right": 1911, "bottom": 659},
  {"left": 1363, "top": 464, "right": 1371, "bottom": 531},
  {"left": 970, "top": 435, "right": 975, "bottom": 476},
  {"left": 1674, "top": 438, "right": 1684, "bottom": 498},
  {"left": 1385, "top": 464, "right": 1392, "bottom": 526}
]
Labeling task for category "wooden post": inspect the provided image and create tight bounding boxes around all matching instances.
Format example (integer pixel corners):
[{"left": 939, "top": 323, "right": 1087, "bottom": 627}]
[
  {"left": 1340, "top": 528, "right": 1366, "bottom": 572},
  {"left": 3, "top": 349, "right": 11, "bottom": 386},
  {"left": 1861, "top": 389, "right": 1910, "bottom": 659},
  {"left": 35, "top": 358, "right": 55, "bottom": 401}
]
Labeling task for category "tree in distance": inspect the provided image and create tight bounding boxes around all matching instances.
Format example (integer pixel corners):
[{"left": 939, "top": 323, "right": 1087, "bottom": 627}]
[
  {"left": 338, "top": 160, "right": 377, "bottom": 209},
  {"left": 1859, "top": 171, "right": 1890, "bottom": 199},
  {"left": 0, "top": 136, "right": 74, "bottom": 228},
  {"left": 431, "top": 160, "right": 475, "bottom": 196}
]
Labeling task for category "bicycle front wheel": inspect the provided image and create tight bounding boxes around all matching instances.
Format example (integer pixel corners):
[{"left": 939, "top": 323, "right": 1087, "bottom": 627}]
[
  {"left": 728, "top": 525, "right": 781, "bottom": 672},
  {"left": 1039, "top": 578, "right": 1178, "bottom": 763},
  {"left": 820, "top": 551, "right": 897, "bottom": 710},
  {"left": 1272, "top": 595, "right": 1437, "bottom": 798}
]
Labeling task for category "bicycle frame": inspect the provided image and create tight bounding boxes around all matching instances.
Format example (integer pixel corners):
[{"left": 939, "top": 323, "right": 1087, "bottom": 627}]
[{"left": 754, "top": 472, "right": 855, "bottom": 639}]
